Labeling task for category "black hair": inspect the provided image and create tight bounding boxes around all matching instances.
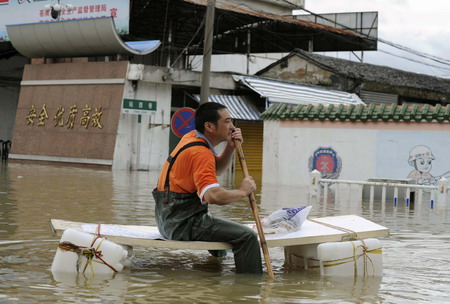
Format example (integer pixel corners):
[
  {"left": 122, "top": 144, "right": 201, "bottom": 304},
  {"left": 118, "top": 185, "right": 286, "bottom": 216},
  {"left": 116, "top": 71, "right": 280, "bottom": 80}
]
[{"left": 195, "top": 102, "right": 227, "bottom": 133}]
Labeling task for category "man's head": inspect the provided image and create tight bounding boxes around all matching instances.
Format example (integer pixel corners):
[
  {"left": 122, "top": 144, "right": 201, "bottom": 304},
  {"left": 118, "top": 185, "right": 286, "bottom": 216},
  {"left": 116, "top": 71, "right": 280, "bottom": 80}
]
[
  {"left": 195, "top": 102, "right": 227, "bottom": 133},
  {"left": 195, "top": 102, "right": 234, "bottom": 145}
]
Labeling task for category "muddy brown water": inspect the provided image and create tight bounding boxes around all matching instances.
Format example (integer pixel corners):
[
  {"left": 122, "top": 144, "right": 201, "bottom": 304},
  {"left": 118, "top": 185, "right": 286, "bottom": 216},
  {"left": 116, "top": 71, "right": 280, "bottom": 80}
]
[{"left": 0, "top": 163, "right": 449, "bottom": 303}]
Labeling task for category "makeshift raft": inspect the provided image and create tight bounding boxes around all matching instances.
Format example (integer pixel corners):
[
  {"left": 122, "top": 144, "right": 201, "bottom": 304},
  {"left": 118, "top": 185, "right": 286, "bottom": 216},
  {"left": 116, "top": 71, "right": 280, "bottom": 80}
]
[
  {"left": 50, "top": 215, "right": 389, "bottom": 275},
  {"left": 51, "top": 215, "right": 388, "bottom": 249}
]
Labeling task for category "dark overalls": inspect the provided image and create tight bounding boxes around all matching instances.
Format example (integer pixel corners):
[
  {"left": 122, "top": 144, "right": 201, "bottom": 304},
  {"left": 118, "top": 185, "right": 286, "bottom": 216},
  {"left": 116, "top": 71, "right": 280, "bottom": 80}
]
[{"left": 152, "top": 142, "right": 262, "bottom": 274}]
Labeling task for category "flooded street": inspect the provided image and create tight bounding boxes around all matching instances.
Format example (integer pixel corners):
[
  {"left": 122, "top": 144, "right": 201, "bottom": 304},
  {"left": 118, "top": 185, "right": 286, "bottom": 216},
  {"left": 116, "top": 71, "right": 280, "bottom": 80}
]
[{"left": 1, "top": 162, "right": 450, "bottom": 303}]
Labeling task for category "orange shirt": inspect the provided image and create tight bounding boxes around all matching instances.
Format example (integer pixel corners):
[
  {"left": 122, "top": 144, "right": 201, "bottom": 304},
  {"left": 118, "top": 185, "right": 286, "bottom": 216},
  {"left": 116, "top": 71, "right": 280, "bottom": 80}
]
[{"left": 156, "top": 130, "right": 219, "bottom": 200}]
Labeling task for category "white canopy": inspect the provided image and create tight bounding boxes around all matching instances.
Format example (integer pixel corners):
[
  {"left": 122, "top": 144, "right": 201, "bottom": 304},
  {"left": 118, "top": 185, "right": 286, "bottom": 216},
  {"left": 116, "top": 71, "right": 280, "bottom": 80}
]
[{"left": 6, "top": 17, "right": 160, "bottom": 58}]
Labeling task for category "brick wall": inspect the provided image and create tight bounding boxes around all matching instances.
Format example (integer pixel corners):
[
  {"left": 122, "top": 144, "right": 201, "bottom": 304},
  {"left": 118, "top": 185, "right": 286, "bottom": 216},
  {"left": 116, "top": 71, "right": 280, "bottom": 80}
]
[{"left": 11, "top": 61, "right": 128, "bottom": 163}]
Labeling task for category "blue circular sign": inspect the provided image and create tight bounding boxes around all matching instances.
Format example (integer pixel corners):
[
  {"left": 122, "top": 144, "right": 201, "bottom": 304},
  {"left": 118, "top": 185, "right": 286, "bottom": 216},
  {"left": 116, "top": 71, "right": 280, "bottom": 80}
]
[{"left": 171, "top": 107, "right": 196, "bottom": 138}]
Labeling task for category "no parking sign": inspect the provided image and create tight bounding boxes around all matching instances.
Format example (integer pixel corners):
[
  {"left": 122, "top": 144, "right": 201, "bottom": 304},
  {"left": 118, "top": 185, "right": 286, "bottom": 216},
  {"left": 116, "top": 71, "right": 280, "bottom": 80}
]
[{"left": 171, "top": 107, "right": 196, "bottom": 138}]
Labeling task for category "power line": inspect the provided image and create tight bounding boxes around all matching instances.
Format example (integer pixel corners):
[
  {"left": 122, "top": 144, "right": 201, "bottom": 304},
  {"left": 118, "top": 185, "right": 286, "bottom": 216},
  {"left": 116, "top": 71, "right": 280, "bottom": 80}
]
[
  {"left": 377, "top": 49, "right": 450, "bottom": 72},
  {"left": 377, "top": 38, "right": 450, "bottom": 66},
  {"left": 170, "top": 17, "right": 206, "bottom": 69}
]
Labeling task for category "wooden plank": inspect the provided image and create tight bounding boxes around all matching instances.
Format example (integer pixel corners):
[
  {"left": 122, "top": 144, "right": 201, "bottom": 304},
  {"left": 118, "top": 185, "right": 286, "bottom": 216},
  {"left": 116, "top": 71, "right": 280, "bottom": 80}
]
[
  {"left": 264, "top": 215, "right": 389, "bottom": 247},
  {"left": 50, "top": 215, "right": 389, "bottom": 250},
  {"left": 50, "top": 219, "right": 232, "bottom": 250}
]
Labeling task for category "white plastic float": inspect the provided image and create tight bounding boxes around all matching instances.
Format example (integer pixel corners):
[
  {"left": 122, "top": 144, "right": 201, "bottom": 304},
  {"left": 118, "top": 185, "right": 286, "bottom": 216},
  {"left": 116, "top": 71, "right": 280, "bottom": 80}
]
[
  {"left": 51, "top": 228, "right": 129, "bottom": 276},
  {"left": 284, "top": 238, "right": 382, "bottom": 276}
]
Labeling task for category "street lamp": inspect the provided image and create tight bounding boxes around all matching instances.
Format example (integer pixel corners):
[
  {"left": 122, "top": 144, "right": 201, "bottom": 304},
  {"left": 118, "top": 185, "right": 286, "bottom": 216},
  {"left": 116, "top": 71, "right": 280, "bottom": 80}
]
[{"left": 44, "top": 1, "right": 73, "bottom": 20}]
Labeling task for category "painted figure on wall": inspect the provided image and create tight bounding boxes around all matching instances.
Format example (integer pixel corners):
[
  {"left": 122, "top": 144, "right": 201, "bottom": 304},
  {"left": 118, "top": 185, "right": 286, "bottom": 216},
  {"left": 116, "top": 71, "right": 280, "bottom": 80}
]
[{"left": 407, "top": 145, "right": 437, "bottom": 185}]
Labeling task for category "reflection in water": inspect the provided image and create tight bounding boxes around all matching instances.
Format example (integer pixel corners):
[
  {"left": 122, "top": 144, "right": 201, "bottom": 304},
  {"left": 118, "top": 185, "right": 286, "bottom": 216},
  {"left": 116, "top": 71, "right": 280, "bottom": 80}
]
[
  {"left": 0, "top": 163, "right": 449, "bottom": 303},
  {"left": 0, "top": 164, "right": 17, "bottom": 237},
  {"left": 52, "top": 272, "right": 130, "bottom": 302}
]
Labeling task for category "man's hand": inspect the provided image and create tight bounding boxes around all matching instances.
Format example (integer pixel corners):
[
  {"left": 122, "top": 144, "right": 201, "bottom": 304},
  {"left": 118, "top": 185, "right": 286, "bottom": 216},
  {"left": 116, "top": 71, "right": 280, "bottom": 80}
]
[
  {"left": 240, "top": 176, "right": 256, "bottom": 196},
  {"left": 228, "top": 127, "right": 243, "bottom": 149},
  {"left": 203, "top": 178, "right": 256, "bottom": 205},
  {"left": 216, "top": 127, "right": 243, "bottom": 176}
]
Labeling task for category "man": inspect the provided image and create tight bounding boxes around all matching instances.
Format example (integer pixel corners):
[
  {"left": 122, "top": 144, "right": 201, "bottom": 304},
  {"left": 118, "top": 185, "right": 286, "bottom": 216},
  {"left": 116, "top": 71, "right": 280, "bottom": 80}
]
[{"left": 152, "top": 102, "right": 263, "bottom": 274}]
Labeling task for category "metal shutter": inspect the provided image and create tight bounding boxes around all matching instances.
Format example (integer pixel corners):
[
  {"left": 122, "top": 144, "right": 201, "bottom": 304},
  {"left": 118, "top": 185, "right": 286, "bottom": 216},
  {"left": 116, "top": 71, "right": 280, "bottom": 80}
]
[
  {"left": 360, "top": 90, "right": 398, "bottom": 105},
  {"left": 234, "top": 120, "right": 263, "bottom": 186}
]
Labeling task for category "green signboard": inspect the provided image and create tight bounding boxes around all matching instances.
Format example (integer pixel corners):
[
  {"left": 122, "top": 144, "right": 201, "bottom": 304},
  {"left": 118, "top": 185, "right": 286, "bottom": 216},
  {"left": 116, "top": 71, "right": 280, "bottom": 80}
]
[{"left": 122, "top": 98, "right": 157, "bottom": 115}]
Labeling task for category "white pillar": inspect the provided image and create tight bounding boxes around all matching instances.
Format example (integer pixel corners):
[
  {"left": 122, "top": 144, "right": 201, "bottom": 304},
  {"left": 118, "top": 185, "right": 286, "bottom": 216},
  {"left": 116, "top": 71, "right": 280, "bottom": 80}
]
[
  {"left": 310, "top": 170, "right": 322, "bottom": 201},
  {"left": 437, "top": 177, "right": 448, "bottom": 209}
]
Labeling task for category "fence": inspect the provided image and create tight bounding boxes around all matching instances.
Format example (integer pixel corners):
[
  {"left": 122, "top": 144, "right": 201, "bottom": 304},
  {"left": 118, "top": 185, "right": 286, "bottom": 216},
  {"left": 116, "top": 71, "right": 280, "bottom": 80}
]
[{"left": 309, "top": 170, "right": 449, "bottom": 209}]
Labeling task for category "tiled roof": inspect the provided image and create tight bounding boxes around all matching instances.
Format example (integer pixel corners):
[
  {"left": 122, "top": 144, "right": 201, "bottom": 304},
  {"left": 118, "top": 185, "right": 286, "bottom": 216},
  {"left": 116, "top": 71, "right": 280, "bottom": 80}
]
[
  {"left": 257, "top": 49, "right": 450, "bottom": 94},
  {"left": 262, "top": 103, "right": 450, "bottom": 123}
]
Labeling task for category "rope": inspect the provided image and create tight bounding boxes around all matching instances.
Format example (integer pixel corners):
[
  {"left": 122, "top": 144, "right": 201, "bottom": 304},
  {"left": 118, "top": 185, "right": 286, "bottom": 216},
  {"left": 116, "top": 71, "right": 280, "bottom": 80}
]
[
  {"left": 79, "top": 238, "right": 118, "bottom": 274},
  {"left": 91, "top": 223, "right": 102, "bottom": 248},
  {"left": 57, "top": 224, "right": 118, "bottom": 275},
  {"left": 290, "top": 245, "right": 379, "bottom": 276},
  {"left": 308, "top": 218, "right": 359, "bottom": 241},
  {"left": 351, "top": 240, "right": 376, "bottom": 276}
]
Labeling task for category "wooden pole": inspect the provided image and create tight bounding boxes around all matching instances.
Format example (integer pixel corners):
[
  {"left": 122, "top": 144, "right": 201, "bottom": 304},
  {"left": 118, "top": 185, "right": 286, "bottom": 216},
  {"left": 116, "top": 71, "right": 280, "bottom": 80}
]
[
  {"left": 234, "top": 139, "right": 274, "bottom": 280},
  {"left": 200, "top": 0, "right": 216, "bottom": 104}
]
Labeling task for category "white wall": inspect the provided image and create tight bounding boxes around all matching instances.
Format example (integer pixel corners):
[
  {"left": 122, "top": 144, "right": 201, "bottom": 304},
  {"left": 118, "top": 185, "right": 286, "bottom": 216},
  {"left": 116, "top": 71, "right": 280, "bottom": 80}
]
[
  {"left": 263, "top": 120, "right": 450, "bottom": 186},
  {"left": 113, "top": 81, "right": 171, "bottom": 171},
  {"left": 189, "top": 54, "right": 286, "bottom": 75}
]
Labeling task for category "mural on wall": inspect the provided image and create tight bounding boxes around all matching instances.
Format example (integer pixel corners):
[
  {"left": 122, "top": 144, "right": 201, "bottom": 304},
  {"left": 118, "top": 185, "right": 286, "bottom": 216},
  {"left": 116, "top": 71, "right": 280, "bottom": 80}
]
[
  {"left": 376, "top": 131, "right": 450, "bottom": 183},
  {"left": 407, "top": 145, "right": 450, "bottom": 185},
  {"left": 308, "top": 147, "right": 342, "bottom": 179}
]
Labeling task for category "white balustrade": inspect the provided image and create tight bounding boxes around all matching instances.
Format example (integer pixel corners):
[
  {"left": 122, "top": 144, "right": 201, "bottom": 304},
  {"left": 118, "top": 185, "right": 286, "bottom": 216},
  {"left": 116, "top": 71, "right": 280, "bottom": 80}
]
[{"left": 309, "top": 173, "right": 448, "bottom": 209}]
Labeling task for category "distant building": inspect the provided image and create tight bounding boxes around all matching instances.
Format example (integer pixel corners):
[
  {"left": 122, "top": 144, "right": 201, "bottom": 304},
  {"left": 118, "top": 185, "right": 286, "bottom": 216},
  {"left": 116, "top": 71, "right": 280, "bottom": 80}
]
[{"left": 256, "top": 49, "right": 450, "bottom": 106}]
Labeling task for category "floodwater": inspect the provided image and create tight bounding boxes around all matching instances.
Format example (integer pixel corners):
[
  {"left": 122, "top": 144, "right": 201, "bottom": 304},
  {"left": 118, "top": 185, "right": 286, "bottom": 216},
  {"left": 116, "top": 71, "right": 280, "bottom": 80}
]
[{"left": 0, "top": 162, "right": 449, "bottom": 304}]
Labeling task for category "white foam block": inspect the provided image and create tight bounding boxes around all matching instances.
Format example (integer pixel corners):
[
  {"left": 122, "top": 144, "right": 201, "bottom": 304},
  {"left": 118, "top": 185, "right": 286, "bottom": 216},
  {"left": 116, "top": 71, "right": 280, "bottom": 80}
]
[
  {"left": 51, "top": 228, "right": 129, "bottom": 275},
  {"left": 285, "top": 238, "right": 382, "bottom": 277}
]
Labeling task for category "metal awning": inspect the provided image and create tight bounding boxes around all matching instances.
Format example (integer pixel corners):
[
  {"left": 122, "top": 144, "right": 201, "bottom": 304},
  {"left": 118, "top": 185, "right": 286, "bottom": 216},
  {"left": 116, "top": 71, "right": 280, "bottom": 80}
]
[
  {"left": 181, "top": 0, "right": 376, "bottom": 53},
  {"left": 129, "top": 0, "right": 377, "bottom": 56},
  {"left": 6, "top": 17, "right": 160, "bottom": 58},
  {"left": 194, "top": 95, "right": 261, "bottom": 120},
  {"left": 235, "top": 76, "right": 365, "bottom": 107}
]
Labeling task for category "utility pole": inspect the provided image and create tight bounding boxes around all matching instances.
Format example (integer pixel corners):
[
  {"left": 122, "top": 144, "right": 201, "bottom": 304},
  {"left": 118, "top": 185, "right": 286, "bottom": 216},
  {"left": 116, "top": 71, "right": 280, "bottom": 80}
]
[{"left": 199, "top": 0, "right": 216, "bottom": 104}]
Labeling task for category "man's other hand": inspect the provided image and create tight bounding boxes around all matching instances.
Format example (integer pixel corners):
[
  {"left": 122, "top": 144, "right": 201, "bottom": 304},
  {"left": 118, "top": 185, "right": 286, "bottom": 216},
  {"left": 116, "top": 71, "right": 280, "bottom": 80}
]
[{"left": 240, "top": 176, "right": 256, "bottom": 196}]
